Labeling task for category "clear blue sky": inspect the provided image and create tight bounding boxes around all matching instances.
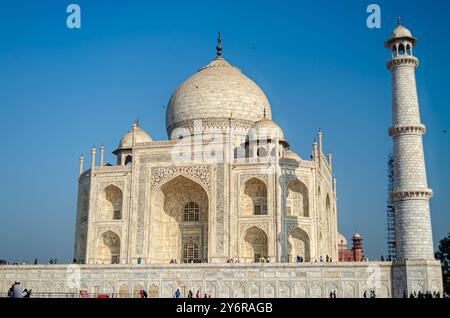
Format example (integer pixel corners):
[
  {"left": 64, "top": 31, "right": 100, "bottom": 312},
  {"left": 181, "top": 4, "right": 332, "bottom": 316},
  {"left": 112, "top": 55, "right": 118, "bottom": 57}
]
[{"left": 0, "top": 0, "right": 448, "bottom": 263}]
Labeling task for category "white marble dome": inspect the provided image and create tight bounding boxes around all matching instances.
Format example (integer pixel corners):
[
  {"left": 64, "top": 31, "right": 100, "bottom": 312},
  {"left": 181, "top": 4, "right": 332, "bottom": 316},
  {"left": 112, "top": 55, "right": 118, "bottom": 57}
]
[
  {"left": 166, "top": 56, "right": 272, "bottom": 137},
  {"left": 118, "top": 125, "right": 152, "bottom": 149}
]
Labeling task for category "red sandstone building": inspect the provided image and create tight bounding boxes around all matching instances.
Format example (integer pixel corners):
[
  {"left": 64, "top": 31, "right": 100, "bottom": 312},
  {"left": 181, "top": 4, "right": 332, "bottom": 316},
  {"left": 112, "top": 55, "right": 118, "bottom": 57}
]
[{"left": 338, "top": 233, "right": 364, "bottom": 262}]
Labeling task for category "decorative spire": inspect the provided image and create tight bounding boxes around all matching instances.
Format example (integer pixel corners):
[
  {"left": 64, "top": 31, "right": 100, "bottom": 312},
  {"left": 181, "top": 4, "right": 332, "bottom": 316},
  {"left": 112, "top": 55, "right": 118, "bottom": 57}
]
[
  {"left": 216, "top": 32, "right": 222, "bottom": 58},
  {"left": 397, "top": 16, "right": 401, "bottom": 25}
]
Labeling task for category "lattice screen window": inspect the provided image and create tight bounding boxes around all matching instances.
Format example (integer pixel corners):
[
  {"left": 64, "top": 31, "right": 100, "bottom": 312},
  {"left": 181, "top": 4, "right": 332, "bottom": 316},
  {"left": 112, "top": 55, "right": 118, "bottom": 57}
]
[
  {"left": 113, "top": 210, "right": 121, "bottom": 220},
  {"left": 111, "top": 255, "right": 120, "bottom": 264},
  {"left": 183, "top": 240, "right": 199, "bottom": 263},
  {"left": 184, "top": 202, "right": 199, "bottom": 222}
]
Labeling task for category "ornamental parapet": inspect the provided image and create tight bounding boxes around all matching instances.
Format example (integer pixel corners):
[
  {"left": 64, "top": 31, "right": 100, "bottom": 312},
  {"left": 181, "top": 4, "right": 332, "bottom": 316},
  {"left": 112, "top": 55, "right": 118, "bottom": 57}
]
[
  {"left": 390, "top": 189, "right": 433, "bottom": 200},
  {"left": 388, "top": 124, "right": 426, "bottom": 137},
  {"left": 387, "top": 56, "right": 419, "bottom": 69}
]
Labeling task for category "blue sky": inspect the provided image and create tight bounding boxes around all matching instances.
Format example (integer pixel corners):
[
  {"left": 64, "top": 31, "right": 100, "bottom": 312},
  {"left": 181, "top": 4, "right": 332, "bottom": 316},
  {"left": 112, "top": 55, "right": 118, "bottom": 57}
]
[{"left": 0, "top": 0, "right": 449, "bottom": 263}]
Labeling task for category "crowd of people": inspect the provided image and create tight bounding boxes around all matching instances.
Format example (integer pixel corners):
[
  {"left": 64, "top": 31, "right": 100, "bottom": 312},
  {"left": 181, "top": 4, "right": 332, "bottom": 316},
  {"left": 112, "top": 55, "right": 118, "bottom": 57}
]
[
  {"left": 169, "top": 259, "right": 209, "bottom": 264},
  {"left": 363, "top": 290, "right": 377, "bottom": 298},
  {"left": 407, "top": 291, "right": 443, "bottom": 298},
  {"left": 0, "top": 258, "right": 63, "bottom": 265},
  {"left": 166, "top": 255, "right": 339, "bottom": 264},
  {"left": 174, "top": 289, "right": 211, "bottom": 298},
  {"left": 166, "top": 255, "right": 346, "bottom": 264},
  {"left": 226, "top": 259, "right": 239, "bottom": 263}
]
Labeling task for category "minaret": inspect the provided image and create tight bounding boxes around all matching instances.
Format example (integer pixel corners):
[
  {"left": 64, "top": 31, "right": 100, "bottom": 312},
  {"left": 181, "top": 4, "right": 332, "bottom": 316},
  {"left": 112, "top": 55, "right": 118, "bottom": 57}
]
[
  {"left": 79, "top": 154, "right": 84, "bottom": 176},
  {"left": 90, "top": 146, "right": 96, "bottom": 174},
  {"left": 351, "top": 233, "right": 363, "bottom": 262},
  {"left": 99, "top": 145, "right": 104, "bottom": 167},
  {"left": 385, "top": 18, "right": 434, "bottom": 261}
]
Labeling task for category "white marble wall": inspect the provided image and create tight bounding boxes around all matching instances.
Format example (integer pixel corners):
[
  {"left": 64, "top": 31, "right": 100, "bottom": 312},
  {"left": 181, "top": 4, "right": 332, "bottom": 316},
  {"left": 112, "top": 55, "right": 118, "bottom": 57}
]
[{"left": 0, "top": 261, "right": 442, "bottom": 298}]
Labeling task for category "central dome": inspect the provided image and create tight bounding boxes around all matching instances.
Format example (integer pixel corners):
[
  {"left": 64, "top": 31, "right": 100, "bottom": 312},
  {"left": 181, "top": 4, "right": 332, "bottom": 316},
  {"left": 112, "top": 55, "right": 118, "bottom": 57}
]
[{"left": 166, "top": 55, "right": 272, "bottom": 137}]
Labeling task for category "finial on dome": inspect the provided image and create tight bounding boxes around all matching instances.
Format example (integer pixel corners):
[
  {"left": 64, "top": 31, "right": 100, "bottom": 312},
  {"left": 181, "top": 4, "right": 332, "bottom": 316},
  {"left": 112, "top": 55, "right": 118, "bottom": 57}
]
[
  {"left": 397, "top": 16, "right": 401, "bottom": 25},
  {"left": 216, "top": 32, "right": 223, "bottom": 58}
]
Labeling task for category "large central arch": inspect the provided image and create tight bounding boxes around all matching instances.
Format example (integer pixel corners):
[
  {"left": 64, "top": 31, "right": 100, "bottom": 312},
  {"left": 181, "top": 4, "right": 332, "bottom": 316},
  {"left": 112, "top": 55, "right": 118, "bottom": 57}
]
[{"left": 150, "top": 175, "right": 209, "bottom": 263}]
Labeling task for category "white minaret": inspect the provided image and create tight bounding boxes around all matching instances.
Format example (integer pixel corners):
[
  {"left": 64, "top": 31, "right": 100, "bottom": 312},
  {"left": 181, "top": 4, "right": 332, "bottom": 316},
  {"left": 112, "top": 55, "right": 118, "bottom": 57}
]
[{"left": 385, "top": 18, "right": 434, "bottom": 261}]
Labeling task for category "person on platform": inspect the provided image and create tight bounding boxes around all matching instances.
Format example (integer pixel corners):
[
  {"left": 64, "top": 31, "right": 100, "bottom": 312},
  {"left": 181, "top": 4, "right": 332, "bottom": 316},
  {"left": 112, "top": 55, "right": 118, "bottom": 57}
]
[
  {"left": 139, "top": 289, "right": 148, "bottom": 298},
  {"left": 10, "top": 282, "right": 30, "bottom": 298}
]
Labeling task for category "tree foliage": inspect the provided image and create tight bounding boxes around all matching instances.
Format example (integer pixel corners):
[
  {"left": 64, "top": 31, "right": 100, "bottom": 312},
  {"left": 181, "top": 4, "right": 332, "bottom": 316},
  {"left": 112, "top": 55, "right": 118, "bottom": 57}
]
[
  {"left": 435, "top": 233, "right": 450, "bottom": 293},
  {"left": 435, "top": 233, "right": 450, "bottom": 270}
]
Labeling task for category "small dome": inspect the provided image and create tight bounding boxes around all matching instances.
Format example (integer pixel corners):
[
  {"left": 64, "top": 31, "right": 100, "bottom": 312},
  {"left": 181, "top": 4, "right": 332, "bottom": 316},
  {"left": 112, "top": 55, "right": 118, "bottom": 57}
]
[
  {"left": 118, "top": 124, "right": 152, "bottom": 149},
  {"left": 283, "top": 150, "right": 301, "bottom": 161},
  {"left": 353, "top": 232, "right": 361, "bottom": 239},
  {"left": 384, "top": 19, "right": 417, "bottom": 48},
  {"left": 391, "top": 24, "right": 413, "bottom": 39},
  {"left": 249, "top": 117, "right": 285, "bottom": 141},
  {"left": 338, "top": 233, "right": 348, "bottom": 247}
]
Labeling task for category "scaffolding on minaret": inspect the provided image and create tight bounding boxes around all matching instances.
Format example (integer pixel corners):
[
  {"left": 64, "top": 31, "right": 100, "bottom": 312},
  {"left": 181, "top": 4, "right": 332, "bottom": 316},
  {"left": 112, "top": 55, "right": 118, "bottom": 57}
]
[{"left": 386, "top": 152, "right": 396, "bottom": 261}]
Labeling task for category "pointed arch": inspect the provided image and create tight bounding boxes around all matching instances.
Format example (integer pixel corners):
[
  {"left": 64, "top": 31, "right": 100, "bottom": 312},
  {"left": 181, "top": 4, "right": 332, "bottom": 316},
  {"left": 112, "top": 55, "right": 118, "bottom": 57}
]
[
  {"left": 326, "top": 194, "right": 331, "bottom": 214},
  {"left": 242, "top": 178, "right": 268, "bottom": 216},
  {"left": 124, "top": 155, "right": 133, "bottom": 165},
  {"left": 286, "top": 179, "right": 309, "bottom": 217},
  {"left": 95, "top": 230, "right": 121, "bottom": 264},
  {"left": 288, "top": 228, "right": 310, "bottom": 262},
  {"left": 242, "top": 226, "right": 268, "bottom": 262},
  {"left": 100, "top": 185, "right": 123, "bottom": 220}
]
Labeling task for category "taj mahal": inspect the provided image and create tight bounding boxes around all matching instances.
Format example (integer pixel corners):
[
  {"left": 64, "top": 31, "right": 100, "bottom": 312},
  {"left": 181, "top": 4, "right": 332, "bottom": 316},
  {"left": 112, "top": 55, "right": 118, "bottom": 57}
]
[
  {"left": 73, "top": 32, "right": 338, "bottom": 266},
  {"left": 0, "top": 20, "right": 443, "bottom": 298}
]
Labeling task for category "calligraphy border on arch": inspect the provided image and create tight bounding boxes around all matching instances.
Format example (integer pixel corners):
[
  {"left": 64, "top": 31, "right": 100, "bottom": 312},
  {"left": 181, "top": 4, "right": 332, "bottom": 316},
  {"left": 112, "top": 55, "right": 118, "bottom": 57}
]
[
  {"left": 239, "top": 174, "right": 269, "bottom": 189},
  {"left": 150, "top": 166, "right": 211, "bottom": 191}
]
